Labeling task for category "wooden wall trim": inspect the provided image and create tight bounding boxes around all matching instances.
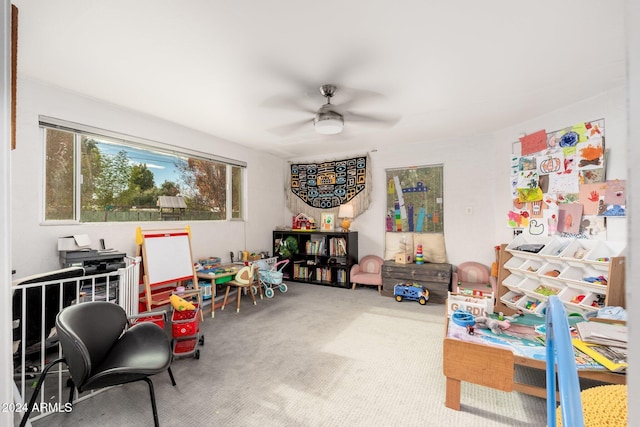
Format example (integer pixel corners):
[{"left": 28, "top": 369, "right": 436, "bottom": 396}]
[{"left": 11, "top": 4, "right": 17, "bottom": 150}]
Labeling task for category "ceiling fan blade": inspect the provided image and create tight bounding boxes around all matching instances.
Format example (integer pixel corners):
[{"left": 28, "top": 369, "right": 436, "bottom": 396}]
[
  {"left": 267, "top": 118, "right": 313, "bottom": 136},
  {"left": 343, "top": 111, "right": 401, "bottom": 127},
  {"left": 334, "top": 88, "right": 387, "bottom": 110},
  {"left": 260, "top": 94, "right": 316, "bottom": 113}
]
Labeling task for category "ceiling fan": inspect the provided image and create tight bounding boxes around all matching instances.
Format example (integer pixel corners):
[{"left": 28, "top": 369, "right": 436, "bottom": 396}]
[
  {"left": 265, "top": 84, "right": 400, "bottom": 137},
  {"left": 314, "top": 84, "right": 344, "bottom": 135}
]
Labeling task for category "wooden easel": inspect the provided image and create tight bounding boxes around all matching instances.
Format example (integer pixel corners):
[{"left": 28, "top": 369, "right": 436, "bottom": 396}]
[{"left": 136, "top": 226, "right": 203, "bottom": 320}]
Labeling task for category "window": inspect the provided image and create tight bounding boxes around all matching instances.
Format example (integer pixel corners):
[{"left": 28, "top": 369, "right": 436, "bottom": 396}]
[
  {"left": 385, "top": 165, "right": 444, "bottom": 233},
  {"left": 43, "top": 119, "right": 246, "bottom": 223}
]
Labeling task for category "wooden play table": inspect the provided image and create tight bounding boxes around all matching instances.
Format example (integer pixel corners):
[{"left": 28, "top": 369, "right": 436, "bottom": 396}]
[
  {"left": 442, "top": 317, "right": 626, "bottom": 410},
  {"left": 197, "top": 264, "right": 240, "bottom": 318}
]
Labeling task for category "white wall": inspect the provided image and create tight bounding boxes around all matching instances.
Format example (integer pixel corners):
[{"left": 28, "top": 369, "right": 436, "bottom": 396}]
[
  {"left": 626, "top": 0, "right": 638, "bottom": 417},
  {"left": 12, "top": 78, "right": 285, "bottom": 278},
  {"left": 287, "top": 87, "right": 627, "bottom": 269}
]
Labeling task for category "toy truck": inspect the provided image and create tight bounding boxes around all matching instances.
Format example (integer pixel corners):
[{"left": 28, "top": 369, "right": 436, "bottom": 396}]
[{"left": 394, "top": 282, "right": 430, "bottom": 305}]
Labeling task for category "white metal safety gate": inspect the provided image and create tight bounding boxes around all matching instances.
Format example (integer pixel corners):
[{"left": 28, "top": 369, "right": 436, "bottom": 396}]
[{"left": 11, "top": 257, "right": 140, "bottom": 426}]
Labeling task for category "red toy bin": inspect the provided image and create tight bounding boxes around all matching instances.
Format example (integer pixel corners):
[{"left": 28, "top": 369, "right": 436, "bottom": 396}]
[
  {"left": 171, "top": 304, "right": 200, "bottom": 338},
  {"left": 173, "top": 337, "right": 198, "bottom": 354},
  {"left": 130, "top": 310, "right": 167, "bottom": 329}
]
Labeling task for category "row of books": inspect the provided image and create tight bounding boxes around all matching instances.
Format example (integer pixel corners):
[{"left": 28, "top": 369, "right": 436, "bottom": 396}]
[
  {"left": 329, "top": 237, "right": 347, "bottom": 256},
  {"left": 301, "top": 237, "right": 348, "bottom": 257},
  {"left": 335, "top": 269, "right": 347, "bottom": 283},
  {"left": 315, "top": 267, "right": 332, "bottom": 282},
  {"left": 293, "top": 265, "right": 312, "bottom": 280},
  {"left": 292, "top": 263, "right": 347, "bottom": 283},
  {"left": 305, "top": 239, "right": 325, "bottom": 255}
]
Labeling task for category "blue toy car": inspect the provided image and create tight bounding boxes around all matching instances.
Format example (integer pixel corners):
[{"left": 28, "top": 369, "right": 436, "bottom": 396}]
[{"left": 394, "top": 282, "right": 430, "bottom": 305}]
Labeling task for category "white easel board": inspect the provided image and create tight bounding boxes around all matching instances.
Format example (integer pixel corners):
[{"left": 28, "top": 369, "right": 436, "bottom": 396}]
[
  {"left": 136, "top": 226, "right": 201, "bottom": 315},
  {"left": 143, "top": 232, "right": 194, "bottom": 285}
]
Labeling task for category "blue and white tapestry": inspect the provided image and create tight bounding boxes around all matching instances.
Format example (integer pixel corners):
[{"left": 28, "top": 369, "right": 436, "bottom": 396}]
[{"left": 286, "top": 155, "right": 371, "bottom": 220}]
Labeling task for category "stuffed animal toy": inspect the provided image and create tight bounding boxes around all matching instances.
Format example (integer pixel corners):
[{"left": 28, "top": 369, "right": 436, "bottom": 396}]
[{"left": 474, "top": 316, "right": 511, "bottom": 334}]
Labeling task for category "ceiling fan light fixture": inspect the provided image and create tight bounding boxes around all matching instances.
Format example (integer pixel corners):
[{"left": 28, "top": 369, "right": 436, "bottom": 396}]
[{"left": 314, "top": 110, "right": 344, "bottom": 135}]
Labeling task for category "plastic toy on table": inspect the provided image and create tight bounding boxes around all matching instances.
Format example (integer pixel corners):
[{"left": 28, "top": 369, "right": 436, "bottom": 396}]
[{"left": 255, "top": 259, "right": 289, "bottom": 298}]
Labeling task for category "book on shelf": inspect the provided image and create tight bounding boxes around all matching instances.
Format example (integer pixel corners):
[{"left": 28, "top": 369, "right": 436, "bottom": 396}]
[
  {"left": 575, "top": 320, "right": 627, "bottom": 348},
  {"left": 572, "top": 339, "right": 627, "bottom": 372},
  {"left": 314, "top": 267, "right": 331, "bottom": 282},
  {"left": 306, "top": 236, "right": 325, "bottom": 255},
  {"left": 329, "top": 237, "right": 347, "bottom": 256}
]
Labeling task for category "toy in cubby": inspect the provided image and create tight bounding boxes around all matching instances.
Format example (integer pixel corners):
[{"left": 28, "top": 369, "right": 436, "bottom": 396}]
[{"left": 415, "top": 244, "right": 424, "bottom": 264}]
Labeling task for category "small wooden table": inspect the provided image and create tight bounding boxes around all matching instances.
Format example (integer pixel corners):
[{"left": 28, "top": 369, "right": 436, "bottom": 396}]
[
  {"left": 196, "top": 265, "right": 239, "bottom": 318},
  {"left": 442, "top": 318, "right": 626, "bottom": 410}
]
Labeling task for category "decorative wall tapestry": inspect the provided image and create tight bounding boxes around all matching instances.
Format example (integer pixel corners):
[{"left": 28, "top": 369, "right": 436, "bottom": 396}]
[{"left": 286, "top": 155, "right": 371, "bottom": 220}]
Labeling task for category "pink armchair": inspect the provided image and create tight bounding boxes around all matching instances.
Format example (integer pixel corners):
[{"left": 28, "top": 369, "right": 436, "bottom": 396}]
[
  {"left": 350, "top": 255, "right": 384, "bottom": 293},
  {"left": 452, "top": 261, "right": 496, "bottom": 297}
]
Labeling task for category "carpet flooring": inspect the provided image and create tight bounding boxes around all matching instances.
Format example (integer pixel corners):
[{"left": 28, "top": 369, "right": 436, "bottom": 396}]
[{"left": 28, "top": 282, "right": 551, "bottom": 427}]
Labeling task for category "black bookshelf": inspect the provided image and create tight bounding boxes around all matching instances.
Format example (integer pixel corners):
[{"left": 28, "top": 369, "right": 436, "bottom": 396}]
[{"left": 272, "top": 230, "right": 358, "bottom": 289}]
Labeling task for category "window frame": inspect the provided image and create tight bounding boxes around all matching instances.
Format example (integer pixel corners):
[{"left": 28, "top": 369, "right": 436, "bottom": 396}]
[{"left": 41, "top": 116, "right": 246, "bottom": 224}]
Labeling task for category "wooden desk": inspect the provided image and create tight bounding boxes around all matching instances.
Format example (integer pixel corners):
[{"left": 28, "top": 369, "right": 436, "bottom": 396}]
[
  {"left": 442, "top": 319, "right": 626, "bottom": 410},
  {"left": 197, "top": 265, "right": 239, "bottom": 318}
]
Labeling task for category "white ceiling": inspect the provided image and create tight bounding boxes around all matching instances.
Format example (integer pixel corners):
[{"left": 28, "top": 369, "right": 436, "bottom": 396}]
[{"left": 13, "top": 0, "right": 626, "bottom": 159}]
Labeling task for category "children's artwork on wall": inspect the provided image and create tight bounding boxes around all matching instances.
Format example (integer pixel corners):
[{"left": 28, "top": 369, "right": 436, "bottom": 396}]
[
  {"left": 416, "top": 207, "right": 425, "bottom": 232},
  {"left": 512, "top": 198, "right": 525, "bottom": 210},
  {"left": 385, "top": 165, "right": 444, "bottom": 233},
  {"left": 529, "top": 200, "right": 544, "bottom": 218},
  {"left": 394, "top": 200, "right": 402, "bottom": 231},
  {"left": 581, "top": 168, "right": 606, "bottom": 183},
  {"left": 507, "top": 210, "right": 530, "bottom": 229},
  {"left": 506, "top": 118, "right": 619, "bottom": 239},
  {"left": 517, "top": 187, "right": 543, "bottom": 203},
  {"left": 546, "top": 170, "right": 580, "bottom": 197},
  {"left": 519, "top": 129, "right": 548, "bottom": 155},
  {"left": 517, "top": 170, "right": 538, "bottom": 188},
  {"left": 557, "top": 203, "right": 583, "bottom": 234},
  {"left": 576, "top": 137, "right": 605, "bottom": 170},
  {"left": 407, "top": 204, "right": 414, "bottom": 231},
  {"left": 580, "top": 216, "right": 607, "bottom": 240},
  {"left": 527, "top": 218, "right": 546, "bottom": 236},
  {"left": 518, "top": 156, "right": 537, "bottom": 171},
  {"left": 561, "top": 154, "right": 577, "bottom": 175},
  {"left": 516, "top": 170, "right": 543, "bottom": 202},
  {"left": 546, "top": 211, "right": 558, "bottom": 235},
  {"left": 579, "top": 183, "right": 606, "bottom": 215},
  {"left": 536, "top": 151, "right": 565, "bottom": 175},
  {"left": 510, "top": 155, "right": 520, "bottom": 198},
  {"left": 600, "top": 179, "right": 626, "bottom": 217}
]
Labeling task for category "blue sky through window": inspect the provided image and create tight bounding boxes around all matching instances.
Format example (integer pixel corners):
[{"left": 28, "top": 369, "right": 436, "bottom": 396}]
[{"left": 95, "top": 141, "right": 186, "bottom": 187}]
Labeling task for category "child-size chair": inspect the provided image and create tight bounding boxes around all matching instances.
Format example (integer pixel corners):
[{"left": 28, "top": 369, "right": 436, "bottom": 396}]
[
  {"left": 350, "top": 255, "right": 384, "bottom": 293},
  {"left": 452, "top": 261, "right": 496, "bottom": 296},
  {"left": 221, "top": 264, "right": 262, "bottom": 313}
]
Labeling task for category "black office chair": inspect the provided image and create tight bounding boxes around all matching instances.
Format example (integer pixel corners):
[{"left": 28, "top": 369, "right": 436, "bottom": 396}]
[{"left": 20, "top": 301, "right": 176, "bottom": 427}]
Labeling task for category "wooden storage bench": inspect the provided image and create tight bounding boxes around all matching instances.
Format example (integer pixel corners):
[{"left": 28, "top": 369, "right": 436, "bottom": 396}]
[{"left": 381, "top": 261, "right": 452, "bottom": 303}]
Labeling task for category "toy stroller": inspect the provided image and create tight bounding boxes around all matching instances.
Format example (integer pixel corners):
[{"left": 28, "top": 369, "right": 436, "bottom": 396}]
[{"left": 256, "top": 259, "right": 289, "bottom": 298}]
